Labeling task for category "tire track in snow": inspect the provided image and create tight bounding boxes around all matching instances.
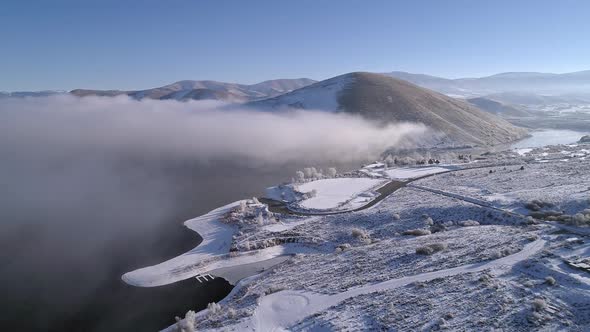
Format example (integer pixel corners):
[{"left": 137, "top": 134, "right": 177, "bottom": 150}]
[{"left": 233, "top": 239, "right": 546, "bottom": 331}]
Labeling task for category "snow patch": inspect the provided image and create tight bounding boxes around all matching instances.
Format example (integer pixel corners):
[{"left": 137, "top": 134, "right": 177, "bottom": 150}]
[
  {"left": 296, "top": 178, "right": 387, "bottom": 210},
  {"left": 385, "top": 166, "right": 456, "bottom": 180}
]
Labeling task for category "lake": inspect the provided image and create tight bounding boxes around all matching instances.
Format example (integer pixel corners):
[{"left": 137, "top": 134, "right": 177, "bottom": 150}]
[
  {"left": 511, "top": 129, "right": 589, "bottom": 149},
  {"left": 0, "top": 156, "right": 359, "bottom": 332}
]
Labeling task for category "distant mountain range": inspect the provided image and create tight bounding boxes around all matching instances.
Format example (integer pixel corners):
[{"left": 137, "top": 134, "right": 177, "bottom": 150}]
[
  {"left": 6, "top": 70, "right": 589, "bottom": 146},
  {"left": 69, "top": 78, "right": 316, "bottom": 102},
  {"left": 0, "top": 91, "right": 65, "bottom": 98},
  {"left": 466, "top": 97, "right": 534, "bottom": 118},
  {"left": 249, "top": 72, "right": 527, "bottom": 146},
  {"left": 386, "top": 70, "right": 590, "bottom": 97},
  {"left": 4, "top": 69, "right": 589, "bottom": 102}
]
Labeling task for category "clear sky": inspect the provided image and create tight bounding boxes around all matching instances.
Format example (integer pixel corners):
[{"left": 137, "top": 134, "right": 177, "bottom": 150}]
[{"left": 2, "top": 0, "right": 589, "bottom": 91}]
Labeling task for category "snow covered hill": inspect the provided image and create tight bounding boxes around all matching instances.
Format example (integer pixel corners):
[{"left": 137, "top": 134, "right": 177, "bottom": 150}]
[
  {"left": 249, "top": 72, "right": 528, "bottom": 146},
  {"left": 70, "top": 78, "right": 316, "bottom": 102},
  {"left": 387, "top": 70, "right": 590, "bottom": 96}
]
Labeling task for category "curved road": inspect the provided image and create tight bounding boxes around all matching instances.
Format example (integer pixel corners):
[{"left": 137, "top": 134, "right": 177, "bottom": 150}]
[{"left": 231, "top": 238, "right": 547, "bottom": 331}]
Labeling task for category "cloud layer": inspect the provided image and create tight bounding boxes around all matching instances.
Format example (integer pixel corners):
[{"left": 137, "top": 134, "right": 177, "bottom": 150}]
[{"left": 0, "top": 95, "right": 426, "bottom": 164}]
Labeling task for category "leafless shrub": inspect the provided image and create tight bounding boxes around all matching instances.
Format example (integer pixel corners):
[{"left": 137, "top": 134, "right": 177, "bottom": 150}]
[
  {"left": 532, "top": 298, "right": 546, "bottom": 312},
  {"left": 525, "top": 200, "right": 554, "bottom": 211},
  {"left": 207, "top": 302, "right": 221, "bottom": 316},
  {"left": 403, "top": 229, "right": 431, "bottom": 236},
  {"left": 416, "top": 242, "right": 447, "bottom": 255},
  {"left": 416, "top": 246, "right": 434, "bottom": 255},
  {"left": 335, "top": 243, "right": 352, "bottom": 252},
  {"left": 264, "top": 285, "right": 285, "bottom": 295},
  {"left": 459, "top": 220, "right": 480, "bottom": 227},
  {"left": 530, "top": 210, "right": 563, "bottom": 219},
  {"left": 545, "top": 276, "right": 556, "bottom": 286},
  {"left": 392, "top": 213, "right": 400, "bottom": 220},
  {"left": 351, "top": 228, "right": 368, "bottom": 238},
  {"left": 175, "top": 310, "right": 196, "bottom": 332}
]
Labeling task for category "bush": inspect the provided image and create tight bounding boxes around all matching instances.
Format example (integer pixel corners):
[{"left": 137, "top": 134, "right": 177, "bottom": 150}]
[
  {"left": 532, "top": 298, "right": 546, "bottom": 312},
  {"left": 429, "top": 243, "right": 448, "bottom": 251},
  {"left": 295, "top": 171, "right": 305, "bottom": 182},
  {"left": 403, "top": 229, "right": 431, "bottom": 236},
  {"left": 525, "top": 199, "right": 554, "bottom": 211},
  {"left": 529, "top": 210, "right": 562, "bottom": 219},
  {"left": 392, "top": 213, "right": 400, "bottom": 220},
  {"left": 326, "top": 167, "right": 337, "bottom": 178},
  {"left": 335, "top": 243, "right": 352, "bottom": 252},
  {"left": 416, "top": 246, "right": 434, "bottom": 255},
  {"left": 416, "top": 242, "right": 448, "bottom": 255},
  {"left": 459, "top": 220, "right": 480, "bottom": 227},
  {"left": 351, "top": 228, "right": 368, "bottom": 238},
  {"left": 304, "top": 189, "right": 317, "bottom": 199},
  {"left": 175, "top": 310, "right": 196, "bottom": 332},
  {"left": 227, "top": 307, "right": 237, "bottom": 319},
  {"left": 207, "top": 302, "right": 221, "bottom": 315},
  {"left": 545, "top": 276, "right": 556, "bottom": 286},
  {"left": 351, "top": 228, "right": 371, "bottom": 244},
  {"left": 239, "top": 201, "right": 247, "bottom": 212},
  {"left": 430, "top": 224, "right": 446, "bottom": 233}
]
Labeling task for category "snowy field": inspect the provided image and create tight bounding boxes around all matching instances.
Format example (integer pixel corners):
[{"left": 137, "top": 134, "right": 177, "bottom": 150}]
[
  {"left": 266, "top": 177, "right": 387, "bottom": 212},
  {"left": 296, "top": 178, "right": 386, "bottom": 210},
  {"left": 125, "top": 140, "right": 590, "bottom": 331},
  {"left": 385, "top": 165, "right": 457, "bottom": 180}
]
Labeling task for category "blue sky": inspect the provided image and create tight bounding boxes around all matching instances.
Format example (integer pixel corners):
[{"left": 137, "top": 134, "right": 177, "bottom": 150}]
[{"left": 2, "top": 0, "right": 589, "bottom": 91}]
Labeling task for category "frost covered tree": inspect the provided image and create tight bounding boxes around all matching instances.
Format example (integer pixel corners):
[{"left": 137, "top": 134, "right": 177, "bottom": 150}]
[
  {"left": 257, "top": 213, "right": 264, "bottom": 226},
  {"left": 327, "top": 167, "right": 337, "bottom": 178},
  {"left": 239, "top": 201, "right": 247, "bottom": 212},
  {"left": 295, "top": 171, "right": 305, "bottom": 182},
  {"left": 384, "top": 155, "right": 395, "bottom": 166},
  {"left": 207, "top": 302, "right": 221, "bottom": 318},
  {"left": 303, "top": 167, "right": 320, "bottom": 179},
  {"left": 175, "top": 310, "right": 196, "bottom": 332}
]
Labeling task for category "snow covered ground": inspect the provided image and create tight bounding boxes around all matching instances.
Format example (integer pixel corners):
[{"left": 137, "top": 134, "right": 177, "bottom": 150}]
[
  {"left": 266, "top": 177, "right": 387, "bottom": 212},
  {"left": 126, "top": 141, "right": 590, "bottom": 331},
  {"left": 228, "top": 239, "right": 546, "bottom": 331},
  {"left": 296, "top": 178, "right": 386, "bottom": 210},
  {"left": 123, "top": 201, "right": 240, "bottom": 287},
  {"left": 385, "top": 165, "right": 457, "bottom": 180}
]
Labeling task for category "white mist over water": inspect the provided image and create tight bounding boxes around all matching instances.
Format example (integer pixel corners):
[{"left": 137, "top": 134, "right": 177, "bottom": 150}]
[
  {"left": 0, "top": 95, "right": 426, "bottom": 164},
  {"left": 0, "top": 95, "right": 426, "bottom": 331}
]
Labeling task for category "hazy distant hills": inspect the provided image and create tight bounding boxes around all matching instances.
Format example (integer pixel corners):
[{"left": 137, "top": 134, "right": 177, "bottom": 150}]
[
  {"left": 6, "top": 70, "right": 590, "bottom": 102},
  {"left": 9, "top": 69, "right": 590, "bottom": 145},
  {"left": 70, "top": 78, "right": 316, "bottom": 102},
  {"left": 466, "top": 97, "right": 534, "bottom": 118},
  {"left": 0, "top": 90, "right": 65, "bottom": 98},
  {"left": 386, "top": 70, "right": 590, "bottom": 97},
  {"left": 250, "top": 72, "right": 527, "bottom": 146}
]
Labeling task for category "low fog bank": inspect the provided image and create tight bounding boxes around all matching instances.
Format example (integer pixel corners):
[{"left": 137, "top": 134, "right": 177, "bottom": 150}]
[
  {"left": 0, "top": 95, "right": 425, "bottom": 331},
  {"left": 0, "top": 95, "right": 426, "bottom": 164}
]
